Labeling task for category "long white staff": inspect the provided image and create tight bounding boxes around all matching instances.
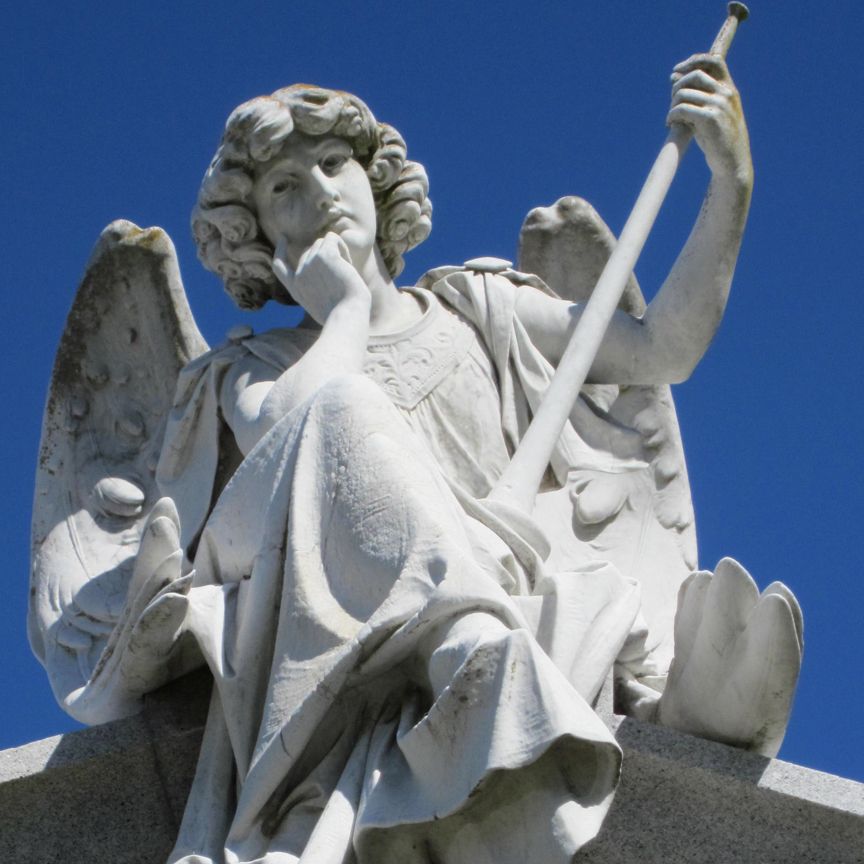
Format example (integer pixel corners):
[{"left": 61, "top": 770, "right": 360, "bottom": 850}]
[{"left": 489, "top": 2, "right": 750, "bottom": 513}]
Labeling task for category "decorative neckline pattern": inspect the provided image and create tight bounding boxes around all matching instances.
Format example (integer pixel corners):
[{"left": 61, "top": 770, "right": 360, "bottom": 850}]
[{"left": 363, "top": 288, "right": 475, "bottom": 409}]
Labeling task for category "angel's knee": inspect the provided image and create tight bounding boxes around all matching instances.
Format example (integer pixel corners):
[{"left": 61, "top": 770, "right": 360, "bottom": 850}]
[
  {"left": 316, "top": 374, "right": 385, "bottom": 408},
  {"left": 308, "top": 374, "right": 407, "bottom": 449}
]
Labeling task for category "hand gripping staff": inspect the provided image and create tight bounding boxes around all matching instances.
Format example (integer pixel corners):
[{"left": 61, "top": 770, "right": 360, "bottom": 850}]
[{"left": 489, "top": 3, "right": 750, "bottom": 513}]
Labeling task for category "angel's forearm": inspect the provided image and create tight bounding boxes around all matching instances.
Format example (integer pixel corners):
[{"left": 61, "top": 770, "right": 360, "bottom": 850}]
[
  {"left": 514, "top": 169, "right": 751, "bottom": 387},
  {"left": 640, "top": 170, "right": 752, "bottom": 382},
  {"left": 261, "top": 299, "right": 368, "bottom": 414}
]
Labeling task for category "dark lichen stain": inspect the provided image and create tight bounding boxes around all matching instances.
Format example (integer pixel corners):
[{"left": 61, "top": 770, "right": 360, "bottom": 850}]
[{"left": 36, "top": 222, "right": 207, "bottom": 476}]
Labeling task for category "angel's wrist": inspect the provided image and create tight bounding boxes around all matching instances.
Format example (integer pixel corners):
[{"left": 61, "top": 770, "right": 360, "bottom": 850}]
[{"left": 328, "top": 293, "right": 371, "bottom": 325}]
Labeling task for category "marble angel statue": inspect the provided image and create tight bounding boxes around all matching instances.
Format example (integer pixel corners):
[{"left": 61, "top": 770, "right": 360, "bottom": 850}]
[{"left": 30, "top": 48, "right": 803, "bottom": 864}]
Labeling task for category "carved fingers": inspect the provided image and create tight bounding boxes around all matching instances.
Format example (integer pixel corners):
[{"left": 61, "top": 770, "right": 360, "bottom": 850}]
[
  {"left": 127, "top": 497, "right": 183, "bottom": 608},
  {"left": 271, "top": 232, "right": 371, "bottom": 326},
  {"left": 668, "top": 54, "right": 752, "bottom": 182},
  {"left": 270, "top": 236, "right": 296, "bottom": 294}
]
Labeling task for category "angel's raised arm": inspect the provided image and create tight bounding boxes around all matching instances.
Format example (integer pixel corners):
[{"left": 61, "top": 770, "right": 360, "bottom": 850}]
[{"left": 515, "top": 55, "right": 752, "bottom": 386}]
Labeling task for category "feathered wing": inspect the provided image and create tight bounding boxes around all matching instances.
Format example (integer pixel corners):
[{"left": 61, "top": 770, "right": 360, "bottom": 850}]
[
  {"left": 519, "top": 197, "right": 697, "bottom": 672},
  {"left": 658, "top": 559, "right": 803, "bottom": 757},
  {"left": 30, "top": 220, "right": 209, "bottom": 724}
]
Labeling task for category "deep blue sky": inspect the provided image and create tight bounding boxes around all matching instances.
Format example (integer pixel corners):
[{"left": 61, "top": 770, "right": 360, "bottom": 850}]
[{"left": 3, "top": 1, "right": 862, "bottom": 784}]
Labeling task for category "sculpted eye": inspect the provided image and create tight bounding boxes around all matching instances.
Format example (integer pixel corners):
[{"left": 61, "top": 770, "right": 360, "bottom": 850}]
[
  {"left": 321, "top": 153, "right": 348, "bottom": 176},
  {"left": 272, "top": 176, "right": 299, "bottom": 195}
]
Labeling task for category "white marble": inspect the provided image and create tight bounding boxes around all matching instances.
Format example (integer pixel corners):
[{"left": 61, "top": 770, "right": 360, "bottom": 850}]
[{"left": 30, "top": 58, "right": 802, "bottom": 864}]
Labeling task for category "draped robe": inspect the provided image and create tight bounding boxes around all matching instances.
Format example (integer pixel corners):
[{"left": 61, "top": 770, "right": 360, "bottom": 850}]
[{"left": 155, "top": 268, "right": 654, "bottom": 864}]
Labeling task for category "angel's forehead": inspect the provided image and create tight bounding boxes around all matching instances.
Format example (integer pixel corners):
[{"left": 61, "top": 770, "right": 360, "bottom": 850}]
[{"left": 255, "top": 132, "right": 352, "bottom": 175}]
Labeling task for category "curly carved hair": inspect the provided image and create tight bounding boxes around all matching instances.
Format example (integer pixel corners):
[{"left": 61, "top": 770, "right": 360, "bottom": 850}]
[{"left": 192, "top": 84, "right": 433, "bottom": 309}]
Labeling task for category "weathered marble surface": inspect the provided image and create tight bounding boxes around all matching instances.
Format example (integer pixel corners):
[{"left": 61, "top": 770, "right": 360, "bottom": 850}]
[{"left": 29, "top": 34, "right": 806, "bottom": 864}]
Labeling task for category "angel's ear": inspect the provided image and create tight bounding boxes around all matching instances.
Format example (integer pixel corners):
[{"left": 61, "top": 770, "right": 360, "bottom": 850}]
[
  {"left": 517, "top": 196, "right": 644, "bottom": 315},
  {"left": 31, "top": 220, "right": 208, "bottom": 723}
]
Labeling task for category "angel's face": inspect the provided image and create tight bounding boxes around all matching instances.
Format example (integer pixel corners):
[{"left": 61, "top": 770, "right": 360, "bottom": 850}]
[{"left": 252, "top": 132, "right": 377, "bottom": 268}]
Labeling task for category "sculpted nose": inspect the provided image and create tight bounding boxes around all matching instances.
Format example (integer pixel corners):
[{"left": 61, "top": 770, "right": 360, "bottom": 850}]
[{"left": 311, "top": 167, "right": 339, "bottom": 208}]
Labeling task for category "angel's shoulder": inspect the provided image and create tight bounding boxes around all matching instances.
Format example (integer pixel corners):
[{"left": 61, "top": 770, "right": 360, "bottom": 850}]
[
  {"left": 245, "top": 325, "right": 319, "bottom": 363},
  {"left": 419, "top": 256, "right": 557, "bottom": 296},
  {"left": 181, "top": 325, "right": 315, "bottom": 378},
  {"left": 164, "top": 325, "right": 318, "bottom": 427}
]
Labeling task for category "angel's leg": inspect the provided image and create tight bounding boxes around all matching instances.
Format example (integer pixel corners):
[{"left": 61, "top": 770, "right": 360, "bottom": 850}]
[{"left": 189, "top": 374, "right": 622, "bottom": 862}]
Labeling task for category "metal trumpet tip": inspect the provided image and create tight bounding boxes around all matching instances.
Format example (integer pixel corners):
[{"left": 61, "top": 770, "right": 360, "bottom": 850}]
[{"left": 728, "top": 2, "right": 750, "bottom": 21}]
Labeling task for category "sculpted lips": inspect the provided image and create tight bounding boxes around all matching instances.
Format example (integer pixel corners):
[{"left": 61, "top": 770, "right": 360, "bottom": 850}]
[{"left": 321, "top": 209, "right": 352, "bottom": 235}]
